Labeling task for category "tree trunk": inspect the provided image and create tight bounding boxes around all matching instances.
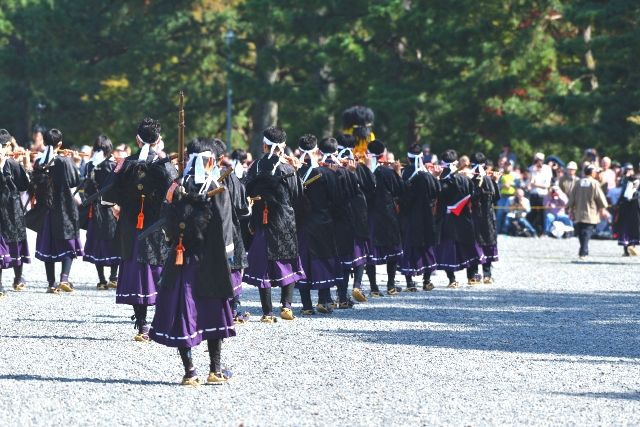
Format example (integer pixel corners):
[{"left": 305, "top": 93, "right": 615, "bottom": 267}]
[
  {"left": 249, "top": 32, "right": 279, "bottom": 157},
  {"left": 583, "top": 25, "right": 598, "bottom": 91}
]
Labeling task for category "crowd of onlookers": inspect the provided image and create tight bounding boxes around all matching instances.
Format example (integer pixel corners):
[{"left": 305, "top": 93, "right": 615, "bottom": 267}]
[{"left": 4, "top": 127, "right": 632, "bottom": 243}]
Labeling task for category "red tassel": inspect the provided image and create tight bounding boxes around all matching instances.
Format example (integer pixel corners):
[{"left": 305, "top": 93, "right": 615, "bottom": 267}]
[
  {"left": 262, "top": 202, "right": 269, "bottom": 225},
  {"left": 88, "top": 204, "right": 93, "bottom": 219},
  {"left": 175, "top": 234, "right": 185, "bottom": 266},
  {"left": 136, "top": 195, "right": 145, "bottom": 230}
]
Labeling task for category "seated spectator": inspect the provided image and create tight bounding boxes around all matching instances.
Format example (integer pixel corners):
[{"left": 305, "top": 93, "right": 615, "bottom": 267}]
[
  {"left": 543, "top": 185, "right": 573, "bottom": 237},
  {"left": 504, "top": 188, "right": 537, "bottom": 237}
]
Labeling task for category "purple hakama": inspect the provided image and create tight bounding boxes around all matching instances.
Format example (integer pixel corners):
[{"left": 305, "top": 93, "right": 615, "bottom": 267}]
[
  {"left": 243, "top": 227, "right": 305, "bottom": 289},
  {"left": 230, "top": 269, "right": 243, "bottom": 297},
  {"left": 116, "top": 230, "right": 160, "bottom": 305},
  {"left": 340, "top": 237, "right": 370, "bottom": 269},
  {"left": 0, "top": 237, "right": 30, "bottom": 269},
  {"left": 297, "top": 230, "right": 341, "bottom": 290},
  {"left": 399, "top": 245, "right": 437, "bottom": 276},
  {"left": 435, "top": 239, "right": 484, "bottom": 271},
  {"left": 35, "top": 211, "right": 83, "bottom": 262},
  {"left": 149, "top": 263, "right": 236, "bottom": 348},
  {"left": 480, "top": 244, "right": 499, "bottom": 263},
  {"left": 83, "top": 219, "right": 120, "bottom": 266}
]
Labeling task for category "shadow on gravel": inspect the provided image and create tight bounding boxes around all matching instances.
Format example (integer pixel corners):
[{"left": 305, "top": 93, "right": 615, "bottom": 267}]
[
  {"left": 551, "top": 391, "right": 640, "bottom": 401},
  {"left": 0, "top": 374, "right": 174, "bottom": 386},
  {"left": 0, "top": 335, "right": 112, "bottom": 341},
  {"left": 13, "top": 318, "right": 130, "bottom": 325},
  {"left": 324, "top": 289, "right": 640, "bottom": 359}
]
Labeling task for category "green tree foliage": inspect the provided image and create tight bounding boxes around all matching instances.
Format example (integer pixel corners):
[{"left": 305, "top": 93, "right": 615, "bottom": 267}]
[{"left": 0, "top": 0, "right": 638, "bottom": 164}]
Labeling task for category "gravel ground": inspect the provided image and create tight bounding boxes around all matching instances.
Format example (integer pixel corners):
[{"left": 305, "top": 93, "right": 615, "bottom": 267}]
[{"left": 1, "top": 232, "right": 639, "bottom": 426}]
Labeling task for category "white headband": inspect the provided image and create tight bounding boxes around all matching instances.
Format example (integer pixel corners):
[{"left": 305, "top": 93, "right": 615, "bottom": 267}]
[
  {"left": 299, "top": 148, "right": 319, "bottom": 182},
  {"left": 36, "top": 145, "right": 55, "bottom": 165},
  {"left": 407, "top": 152, "right": 425, "bottom": 179},
  {"left": 183, "top": 151, "right": 214, "bottom": 184},
  {"left": 337, "top": 146, "right": 354, "bottom": 160},
  {"left": 136, "top": 134, "right": 162, "bottom": 162},
  {"left": 232, "top": 159, "right": 244, "bottom": 179},
  {"left": 264, "top": 136, "right": 286, "bottom": 160},
  {"left": 365, "top": 150, "right": 381, "bottom": 173},
  {"left": 90, "top": 150, "right": 105, "bottom": 166}
]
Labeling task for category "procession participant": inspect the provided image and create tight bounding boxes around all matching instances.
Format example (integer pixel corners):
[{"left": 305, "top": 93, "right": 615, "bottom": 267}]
[
  {"left": 341, "top": 105, "right": 376, "bottom": 159},
  {"left": 364, "top": 140, "right": 403, "bottom": 296},
  {"left": 243, "top": 126, "right": 305, "bottom": 323},
  {"left": 434, "top": 149, "right": 483, "bottom": 288},
  {"left": 212, "top": 138, "right": 251, "bottom": 323},
  {"left": 398, "top": 143, "right": 440, "bottom": 291},
  {"left": 613, "top": 163, "right": 639, "bottom": 256},
  {"left": 28, "top": 128, "right": 83, "bottom": 294},
  {"left": 296, "top": 136, "right": 342, "bottom": 315},
  {"left": 466, "top": 152, "right": 500, "bottom": 285},
  {"left": 103, "top": 117, "right": 177, "bottom": 341},
  {"left": 149, "top": 137, "right": 236, "bottom": 386},
  {"left": 81, "top": 135, "right": 120, "bottom": 290},
  {"left": 0, "top": 129, "right": 30, "bottom": 297},
  {"left": 566, "top": 163, "right": 609, "bottom": 259},
  {"left": 336, "top": 134, "right": 373, "bottom": 303}
]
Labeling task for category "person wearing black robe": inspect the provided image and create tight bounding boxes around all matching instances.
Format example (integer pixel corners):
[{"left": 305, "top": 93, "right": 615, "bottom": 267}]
[
  {"left": 434, "top": 149, "right": 484, "bottom": 288},
  {"left": 365, "top": 140, "right": 404, "bottom": 296},
  {"left": 28, "top": 128, "right": 83, "bottom": 294},
  {"left": 296, "top": 136, "right": 342, "bottom": 315},
  {"left": 335, "top": 134, "right": 372, "bottom": 304},
  {"left": 0, "top": 130, "right": 30, "bottom": 297},
  {"left": 243, "top": 127, "right": 305, "bottom": 323},
  {"left": 81, "top": 135, "right": 120, "bottom": 290},
  {"left": 398, "top": 143, "right": 440, "bottom": 291},
  {"left": 103, "top": 117, "right": 177, "bottom": 341},
  {"left": 212, "top": 138, "right": 251, "bottom": 323},
  {"left": 466, "top": 152, "right": 500, "bottom": 284},
  {"left": 613, "top": 164, "right": 640, "bottom": 256},
  {"left": 149, "top": 138, "right": 236, "bottom": 386}
]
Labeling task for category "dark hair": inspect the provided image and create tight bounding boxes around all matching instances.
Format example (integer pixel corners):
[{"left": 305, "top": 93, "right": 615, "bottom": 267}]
[
  {"left": 298, "top": 134, "right": 317, "bottom": 151},
  {"left": 263, "top": 126, "right": 286, "bottom": 145},
  {"left": 367, "top": 140, "right": 385, "bottom": 156},
  {"left": 93, "top": 134, "right": 113, "bottom": 157},
  {"left": 137, "top": 117, "right": 161, "bottom": 144},
  {"left": 440, "top": 149, "right": 458, "bottom": 163},
  {"left": 472, "top": 152, "right": 486, "bottom": 165},
  {"left": 336, "top": 134, "right": 356, "bottom": 149},
  {"left": 32, "top": 125, "right": 46, "bottom": 134},
  {"left": 44, "top": 128, "right": 63, "bottom": 147},
  {"left": 584, "top": 164, "right": 595, "bottom": 176},
  {"left": 318, "top": 137, "right": 338, "bottom": 154},
  {"left": 187, "top": 137, "right": 215, "bottom": 155},
  {"left": 231, "top": 148, "right": 247, "bottom": 163},
  {"left": 0, "top": 129, "right": 11, "bottom": 145},
  {"left": 408, "top": 143, "right": 421, "bottom": 155},
  {"left": 212, "top": 138, "right": 227, "bottom": 158}
]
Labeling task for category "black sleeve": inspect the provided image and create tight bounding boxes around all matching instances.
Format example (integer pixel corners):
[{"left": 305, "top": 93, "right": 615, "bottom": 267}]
[{"left": 9, "top": 159, "right": 29, "bottom": 192}]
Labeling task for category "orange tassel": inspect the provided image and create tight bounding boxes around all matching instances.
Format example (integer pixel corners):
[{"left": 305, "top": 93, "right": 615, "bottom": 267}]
[
  {"left": 175, "top": 234, "right": 185, "bottom": 266},
  {"left": 262, "top": 202, "right": 269, "bottom": 225},
  {"left": 88, "top": 204, "right": 93, "bottom": 219},
  {"left": 136, "top": 195, "right": 145, "bottom": 230}
]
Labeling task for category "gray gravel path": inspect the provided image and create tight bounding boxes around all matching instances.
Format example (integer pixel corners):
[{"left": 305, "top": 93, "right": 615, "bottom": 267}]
[{"left": 1, "top": 232, "right": 639, "bottom": 426}]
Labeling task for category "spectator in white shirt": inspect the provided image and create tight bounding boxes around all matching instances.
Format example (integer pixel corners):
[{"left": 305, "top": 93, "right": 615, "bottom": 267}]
[{"left": 528, "top": 152, "right": 553, "bottom": 235}]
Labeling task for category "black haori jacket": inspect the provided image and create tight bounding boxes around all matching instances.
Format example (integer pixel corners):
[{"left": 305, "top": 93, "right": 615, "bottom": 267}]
[
  {"left": 471, "top": 175, "right": 500, "bottom": 246},
  {"left": 333, "top": 166, "right": 370, "bottom": 257},
  {"left": 103, "top": 151, "right": 177, "bottom": 266},
  {"left": 297, "top": 165, "right": 341, "bottom": 260},
  {"left": 245, "top": 154, "right": 303, "bottom": 261},
  {"left": 81, "top": 159, "right": 118, "bottom": 240},
  {"left": 613, "top": 177, "right": 640, "bottom": 241},
  {"left": 159, "top": 176, "right": 235, "bottom": 299},
  {"left": 368, "top": 166, "right": 403, "bottom": 247},
  {"left": 220, "top": 167, "right": 249, "bottom": 270},
  {"left": 436, "top": 172, "right": 475, "bottom": 244},
  {"left": 0, "top": 159, "right": 29, "bottom": 242},
  {"left": 29, "top": 155, "right": 81, "bottom": 240},
  {"left": 400, "top": 166, "right": 441, "bottom": 247}
]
